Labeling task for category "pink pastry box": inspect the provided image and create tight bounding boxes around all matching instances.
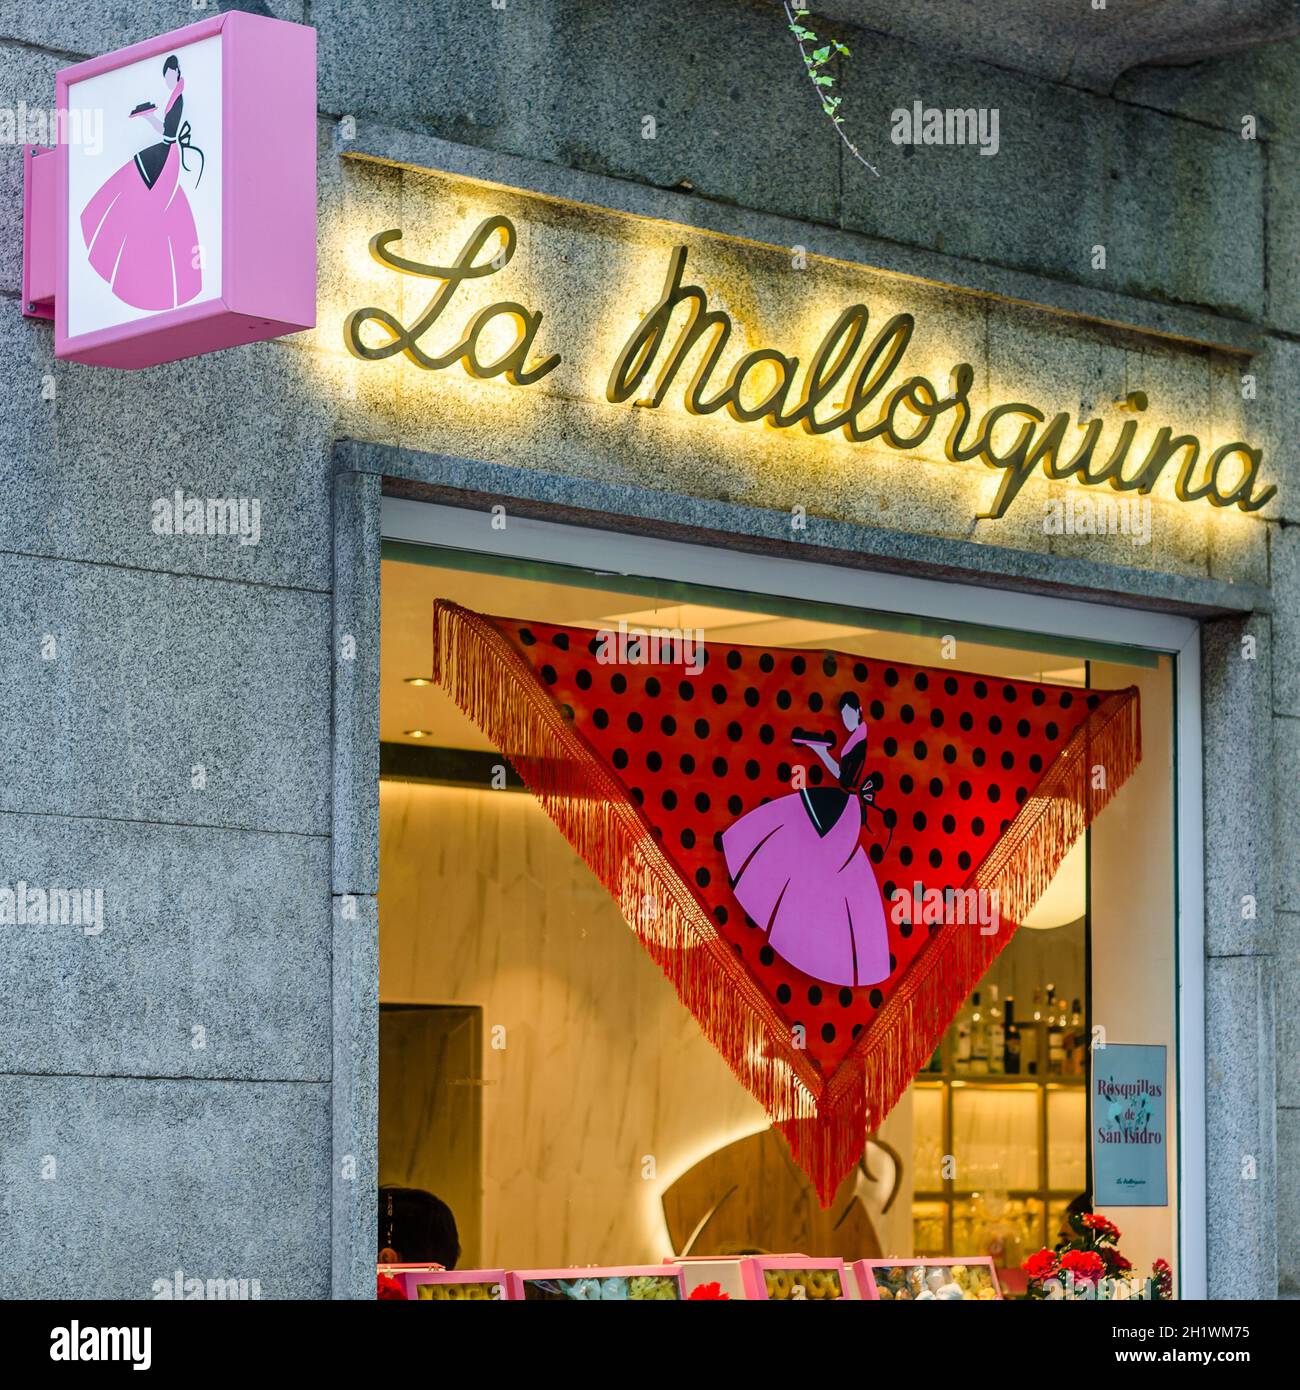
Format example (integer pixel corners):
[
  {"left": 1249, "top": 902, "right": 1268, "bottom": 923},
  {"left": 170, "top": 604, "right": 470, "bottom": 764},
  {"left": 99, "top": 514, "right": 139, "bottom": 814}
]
[
  {"left": 506, "top": 1266, "right": 685, "bottom": 1301},
  {"left": 385, "top": 1267, "right": 512, "bottom": 1301},
  {"left": 739, "top": 1255, "right": 857, "bottom": 1301},
  {"left": 666, "top": 1255, "right": 750, "bottom": 1300},
  {"left": 852, "top": 1257, "right": 1003, "bottom": 1301}
]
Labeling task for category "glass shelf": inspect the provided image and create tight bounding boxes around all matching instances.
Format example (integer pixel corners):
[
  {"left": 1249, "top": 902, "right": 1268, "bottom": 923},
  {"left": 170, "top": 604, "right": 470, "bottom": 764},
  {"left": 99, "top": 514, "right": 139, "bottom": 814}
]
[
  {"left": 914, "top": 1074, "right": 1086, "bottom": 1087},
  {"left": 909, "top": 1071, "right": 1088, "bottom": 1260}
]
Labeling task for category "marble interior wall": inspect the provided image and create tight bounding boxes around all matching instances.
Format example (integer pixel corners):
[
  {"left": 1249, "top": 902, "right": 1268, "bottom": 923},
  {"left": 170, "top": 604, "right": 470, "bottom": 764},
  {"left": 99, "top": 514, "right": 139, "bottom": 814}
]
[{"left": 378, "top": 778, "right": 915, "bottom": 1266}]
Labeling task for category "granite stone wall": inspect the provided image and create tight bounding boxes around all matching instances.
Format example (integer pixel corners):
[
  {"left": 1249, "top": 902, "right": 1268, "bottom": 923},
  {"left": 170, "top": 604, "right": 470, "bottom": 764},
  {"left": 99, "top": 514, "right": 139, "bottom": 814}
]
[{"left": 0, "top": 0, "right": 1291, "bottom": 1297}]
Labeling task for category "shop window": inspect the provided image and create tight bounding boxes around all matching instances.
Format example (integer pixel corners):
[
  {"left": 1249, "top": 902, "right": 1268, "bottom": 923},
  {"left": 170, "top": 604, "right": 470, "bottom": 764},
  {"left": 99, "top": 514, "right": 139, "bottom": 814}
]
[{"left": 378, "top": 545, "right": 1179, "bottom": 1290}]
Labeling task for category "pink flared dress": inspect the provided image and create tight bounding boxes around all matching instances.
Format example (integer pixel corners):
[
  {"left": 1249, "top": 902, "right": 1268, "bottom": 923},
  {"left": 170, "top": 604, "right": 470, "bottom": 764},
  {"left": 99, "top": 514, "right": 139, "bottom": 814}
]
[
  {"left": 721, "top": 724, "right": 891, "bottom": 988},
  {"left": 80, "top": 82, "right": 202, "bottom": 312}
]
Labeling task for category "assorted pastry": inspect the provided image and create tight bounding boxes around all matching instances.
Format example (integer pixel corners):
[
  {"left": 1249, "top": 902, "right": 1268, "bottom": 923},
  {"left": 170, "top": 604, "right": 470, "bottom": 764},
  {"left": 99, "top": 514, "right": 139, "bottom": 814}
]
[
  {"left": 523, "top": 1274, "right": 680, "bottom": 1301},
  {"left": 761, "top": 1267, "right": 844, "bottom": 1301},
  {"left": 416, "top": 1280, "right": 501, "bottom": 1301},
  {"left": 871, "top": 1262, "right": 998, "bottom": 1301}
]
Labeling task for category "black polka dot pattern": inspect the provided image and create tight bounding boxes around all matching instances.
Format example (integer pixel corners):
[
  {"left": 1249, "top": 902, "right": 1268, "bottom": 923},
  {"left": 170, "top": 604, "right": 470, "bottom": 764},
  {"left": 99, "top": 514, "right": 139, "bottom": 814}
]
[{"left": 489, "top": 613, "right": 1118, "bottom": 1076}]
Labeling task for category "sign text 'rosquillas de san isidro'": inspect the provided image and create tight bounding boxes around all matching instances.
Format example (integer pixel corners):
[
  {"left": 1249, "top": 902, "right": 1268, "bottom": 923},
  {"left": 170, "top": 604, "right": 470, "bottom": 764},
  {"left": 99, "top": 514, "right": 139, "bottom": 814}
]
[{"left": 345, "top": 215, "right": 1277, "bottom": 521}]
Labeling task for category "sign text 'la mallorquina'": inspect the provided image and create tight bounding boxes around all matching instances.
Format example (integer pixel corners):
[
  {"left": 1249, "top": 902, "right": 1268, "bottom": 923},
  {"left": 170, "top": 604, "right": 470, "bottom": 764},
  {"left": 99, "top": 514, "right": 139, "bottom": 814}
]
[{"left": 344, "top": 215, "right": 1276, "bottom": 520}]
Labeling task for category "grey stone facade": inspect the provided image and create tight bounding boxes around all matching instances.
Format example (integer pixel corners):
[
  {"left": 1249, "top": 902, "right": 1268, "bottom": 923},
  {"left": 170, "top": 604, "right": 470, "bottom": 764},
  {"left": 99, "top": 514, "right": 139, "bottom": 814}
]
[{"left": 0, "top": 0, "right": 1293, "bottom": 1298}]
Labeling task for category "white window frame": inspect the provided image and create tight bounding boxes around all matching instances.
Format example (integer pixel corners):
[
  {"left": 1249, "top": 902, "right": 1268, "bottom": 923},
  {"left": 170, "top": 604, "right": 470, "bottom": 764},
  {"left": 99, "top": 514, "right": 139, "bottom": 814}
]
[{"left": 380, "top": 495, "right": 1207, "bottom": 1297}]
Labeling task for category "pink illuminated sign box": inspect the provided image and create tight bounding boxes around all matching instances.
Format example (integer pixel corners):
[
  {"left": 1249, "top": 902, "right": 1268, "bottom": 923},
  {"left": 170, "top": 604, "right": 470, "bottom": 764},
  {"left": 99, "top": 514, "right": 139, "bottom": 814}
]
[{"left": 25, "top": 10, "right": 316, "bottom": 369}]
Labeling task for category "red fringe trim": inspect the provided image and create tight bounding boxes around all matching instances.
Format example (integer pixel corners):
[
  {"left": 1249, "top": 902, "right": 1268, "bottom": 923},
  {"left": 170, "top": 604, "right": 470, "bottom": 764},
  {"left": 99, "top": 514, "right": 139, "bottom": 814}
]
[{"left": 432, "top": 599, "right": 1142, "bottom": 1206}]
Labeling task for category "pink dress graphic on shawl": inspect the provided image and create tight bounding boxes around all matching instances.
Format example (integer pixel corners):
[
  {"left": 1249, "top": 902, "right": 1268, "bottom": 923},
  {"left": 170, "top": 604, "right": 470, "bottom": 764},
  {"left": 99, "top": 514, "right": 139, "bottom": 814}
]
[
  {"left": 721, "top": 711, "right": 891, "bottom": 988},
  {"left": 80, "top": 73, "right": 204, "bottom": 312}
]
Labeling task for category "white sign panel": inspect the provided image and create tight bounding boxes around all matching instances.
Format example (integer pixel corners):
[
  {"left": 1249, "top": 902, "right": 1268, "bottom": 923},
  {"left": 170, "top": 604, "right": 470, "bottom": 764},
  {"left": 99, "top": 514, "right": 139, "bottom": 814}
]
[
  {"left": 66, "top": 33, "right": 223, "bottom": 340},
  {"left": 1092, "top": 1043, "right": 1169, "bottom": 1207}
]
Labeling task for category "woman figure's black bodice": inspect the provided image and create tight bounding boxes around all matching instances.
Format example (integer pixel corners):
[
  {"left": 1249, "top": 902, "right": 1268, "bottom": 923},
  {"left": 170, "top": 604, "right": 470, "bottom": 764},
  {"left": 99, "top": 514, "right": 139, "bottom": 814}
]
[
  {"left": 839, "top": 741, "right": 867, "bottom": 792},
  {"left": 799, "top": 738, "right": 868, "bottom": 838},
  {"left": 134, "top": 95, "right": 182, "bottom": 189}
]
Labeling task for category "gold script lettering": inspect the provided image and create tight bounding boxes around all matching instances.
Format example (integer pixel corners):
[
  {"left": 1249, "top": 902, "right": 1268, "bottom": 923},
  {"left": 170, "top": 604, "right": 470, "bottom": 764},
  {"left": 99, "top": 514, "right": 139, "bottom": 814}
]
[
  {"left": 604, "top": 247, "right": 1275, "bottom": 518},
  {"left": 347, "top": 220, "right": 1277, "bottom": 518},
  {"left": 344, "top": 215, "right": 560, "bottom": 386}
]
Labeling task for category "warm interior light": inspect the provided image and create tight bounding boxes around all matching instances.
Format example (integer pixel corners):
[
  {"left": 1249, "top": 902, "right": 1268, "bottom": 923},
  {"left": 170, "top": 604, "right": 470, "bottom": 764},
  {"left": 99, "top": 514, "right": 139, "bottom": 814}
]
[
  {"left": 403, "top": 729, "right": 431, "bottom": 739},
  {"left": 1020, "top": 838, "right": 1086, "bottom": 930},
  {"left": 404, "top": 676, "right": 435, "bottom": 686}
]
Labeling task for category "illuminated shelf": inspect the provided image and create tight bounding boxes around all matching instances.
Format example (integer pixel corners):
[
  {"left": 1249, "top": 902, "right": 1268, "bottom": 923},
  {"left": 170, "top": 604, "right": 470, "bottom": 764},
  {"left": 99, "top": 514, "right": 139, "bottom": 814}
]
[
  {"left": 911, "top": 1036, "right": 1091, "bottom": 1258},
  {"left": 914, "top": 1073, "right": 1087, "bottom": 1087},
  {"left": 914, "top": 1188, "right": 1084, "bottom": 1201}
]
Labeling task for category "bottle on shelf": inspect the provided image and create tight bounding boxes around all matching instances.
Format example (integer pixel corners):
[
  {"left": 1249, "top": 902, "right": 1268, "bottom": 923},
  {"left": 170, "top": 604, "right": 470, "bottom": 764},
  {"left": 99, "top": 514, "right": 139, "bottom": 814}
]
[
  {"left": 1004, "top": 996, "right": 1021, "bottom": 1075},
  {"left": 970, "top": 992, "right": 989, "bottom": 1075},
  {"left": 1046, "top": 983, "right": 1066, "bottom": 1077},
  {"left": 1025, "top": 987, "right": 1042, "bottom": 1075},
  {"left": 955, "top": 998, "right": 973, "bottom": 1075},
  {"left": 1069, "top": 998, "right": 1085, "bottom": 1075},
  {"left": 987, "top": 984, "right": 1005, "bottom": 1075}
]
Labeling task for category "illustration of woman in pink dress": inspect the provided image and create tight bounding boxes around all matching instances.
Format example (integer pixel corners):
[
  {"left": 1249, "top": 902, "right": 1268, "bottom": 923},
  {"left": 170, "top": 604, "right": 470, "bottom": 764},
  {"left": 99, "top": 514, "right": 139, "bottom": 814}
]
[
  {"left": 80, "top": 53, "right": 206, "bottom": 312},
  {"left": 721, "top": 692, "right": 891, "bottom": 988}
]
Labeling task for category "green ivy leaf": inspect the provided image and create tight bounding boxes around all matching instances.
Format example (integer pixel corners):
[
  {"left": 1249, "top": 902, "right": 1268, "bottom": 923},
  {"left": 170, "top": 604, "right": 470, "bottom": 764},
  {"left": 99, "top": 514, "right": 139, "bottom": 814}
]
[{"left": 785, "top": 3, "right": 879, "bottom": 176}]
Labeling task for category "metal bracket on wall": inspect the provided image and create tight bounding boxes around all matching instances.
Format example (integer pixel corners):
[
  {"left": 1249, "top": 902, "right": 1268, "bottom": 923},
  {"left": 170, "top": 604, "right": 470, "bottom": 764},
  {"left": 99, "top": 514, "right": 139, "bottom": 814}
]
[{"left": 22, "top": 144, "right": 56, "bottom": 321}]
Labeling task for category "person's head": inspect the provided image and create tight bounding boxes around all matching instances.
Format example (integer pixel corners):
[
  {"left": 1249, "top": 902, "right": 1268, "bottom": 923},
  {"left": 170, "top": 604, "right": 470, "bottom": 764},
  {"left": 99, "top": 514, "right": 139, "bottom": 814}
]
[
  {"left": 377, "top": 1186, "right": 460, "bottom": 1269},
  {"left": 838, "top": 691, "right": 862, "bottom": 731},
  {"left": 1057, "top": 1192, "right": 1091, "bottom": 1247},
  {"left": 163, "top": 55, "right": 180, "bottom": 88}
]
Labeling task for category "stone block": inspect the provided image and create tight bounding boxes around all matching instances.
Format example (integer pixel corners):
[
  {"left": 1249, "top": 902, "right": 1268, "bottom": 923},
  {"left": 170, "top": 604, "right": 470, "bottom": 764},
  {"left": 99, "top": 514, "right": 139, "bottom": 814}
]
[
  {"left": 1272, "top": 525, "right": 1300, "bottom": 716},
  {"left": 1278, "top": 912, "right": 1300, "bottom": 1109},
  {"left": 0, "top": 1073, "right": 330, "bottom": 1299},
  {"left": 1275, "top": 714, "right": 1300, "bottom": 913},
  {"left": 315, "top": 0, "right": 839, "bottom": 226},
  {"left": 1115, "top": 39, "right": 1300, "bottom": 142},
  {"left": 1202, "top": 615, "right": 1273, "bottom": 956},
  {"left": 0, "top": 554, "right": 331, "bottom": 835},
  {"left": 0, "top": 0, "right": 306, "bottom": 56},
  {"left": 0, "top": 811, "right": 330, "bottom": 1080},
  {"left": 1267, "top": 141, "right": 1300, "bottom": 334},
  {"left": 840, "top": 40, "right": 1265, "bottom": 317},
  {"left": 333, "top": 892, "right": 378, "bottom": 1298},
  {"left": 1280, "top": 1104, "right": 1300, "bottom": 1294},
  {"left": 0, "top": 303, "right": 335, "bottom": 589},
  {"left": 1204, "top": 954, "right": 1277, "bottom": 1299},
  {"left": 0, "top": 43, "right": 62, "bottom": 298},
  {"left": 333, "top": 469, "right": 381, "bottom": 896}
]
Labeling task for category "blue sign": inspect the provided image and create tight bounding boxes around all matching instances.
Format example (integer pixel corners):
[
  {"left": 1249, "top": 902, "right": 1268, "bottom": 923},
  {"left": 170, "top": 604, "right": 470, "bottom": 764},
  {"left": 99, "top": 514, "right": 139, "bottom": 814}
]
[{"left": 1092, "top": 1043, "right": 1168, "bottom": 1207}]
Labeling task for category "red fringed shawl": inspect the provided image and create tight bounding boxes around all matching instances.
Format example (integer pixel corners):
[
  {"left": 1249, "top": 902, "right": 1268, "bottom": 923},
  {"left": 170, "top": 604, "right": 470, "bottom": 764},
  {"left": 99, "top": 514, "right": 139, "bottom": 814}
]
[{"left": 432, "top": 600, "right": 1141, "bottom": 1204}]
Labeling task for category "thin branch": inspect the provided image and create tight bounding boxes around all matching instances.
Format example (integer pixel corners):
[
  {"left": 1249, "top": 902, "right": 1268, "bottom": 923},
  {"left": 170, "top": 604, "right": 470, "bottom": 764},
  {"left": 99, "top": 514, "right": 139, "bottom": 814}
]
[{"left": 783, "top": 2, "right": 880, "bottom": 177}]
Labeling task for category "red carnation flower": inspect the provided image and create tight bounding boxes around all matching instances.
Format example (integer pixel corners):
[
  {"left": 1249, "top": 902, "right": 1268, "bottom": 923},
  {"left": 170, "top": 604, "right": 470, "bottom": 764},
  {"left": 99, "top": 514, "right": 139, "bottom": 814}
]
[
  {"left": 688, "top": 1281, "right": 730, "bottom": 1300},
  {"left": 1060, "top": 1249, "right": 1105, "bottom": 1285},
  {"left": 377, "top": 1272, "right": 406, "bottom": 1300},
  {"left": 1022, "top": 1248, "right": 1059, "bottom": 1281},
  {"left": 1152, "top": 1258, "right": 1173, "bottom": 1299},
  {"left": 1106, "top": 1251, "right": 1133, "bottom": 1274},
  {"left": 1082, "top": 1213, "right": 1121, "bottom": 1242}
]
